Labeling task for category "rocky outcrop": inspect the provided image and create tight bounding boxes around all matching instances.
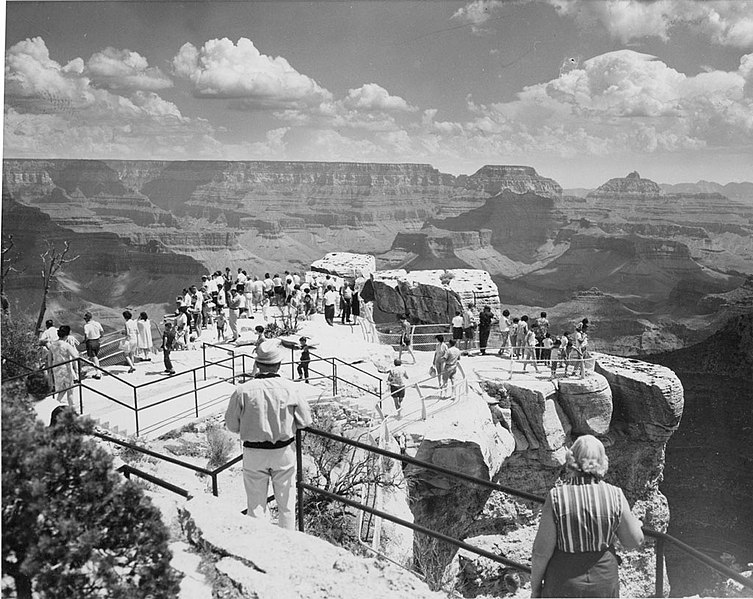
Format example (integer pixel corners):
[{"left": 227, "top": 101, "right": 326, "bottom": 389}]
[
  {"left": 595, "top": 353, "right": 683, "bottom": 444},
  {"left": 177, "top": 495, "right": 445, "bottom": 599},
  {"left": 311, "top": 252, "right": 377, "bottom": 279},
  {"left": 362, "top": 269, "right": 500, "bottom": 323},
  {"left": 402, "top": 354, "right": 683, "bottom": 594}
]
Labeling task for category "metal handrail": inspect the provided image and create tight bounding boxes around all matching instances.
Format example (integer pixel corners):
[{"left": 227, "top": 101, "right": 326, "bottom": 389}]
[
  {"left": 97, "top": 431, "right": 242, "bottom": 497},
  {"left": 117, "top": 464, "right": 193, "bottom": 499},
  {"left": 296, "top": 426, "right": 753, "bottom": 597}
]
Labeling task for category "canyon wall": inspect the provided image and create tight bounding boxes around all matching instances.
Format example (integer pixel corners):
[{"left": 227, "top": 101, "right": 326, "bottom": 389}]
[{"left": 4, "top": 159, "right": 752, "bottom": 354}]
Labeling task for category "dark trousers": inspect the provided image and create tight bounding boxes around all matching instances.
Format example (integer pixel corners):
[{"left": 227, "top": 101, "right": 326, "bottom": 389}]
[
  {"left": 479, "top": 328, "right": 491, "bottom": 354},
  {"left": 163, "top": 348, "right": 173, "bottom": 372},
  {"left": 341, "top": 299, "right": 352, "bottom": 323},
  {"left": 324, "top": 304, "right": 335, "bottom": 325},
  {"left": 297, "top": 361, "right": 309, "bottom": 382}
]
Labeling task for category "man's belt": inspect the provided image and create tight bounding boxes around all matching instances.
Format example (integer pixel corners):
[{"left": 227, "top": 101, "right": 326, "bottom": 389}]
[{"left": 243, "top": 438, "right": 295, "bottom": 450}]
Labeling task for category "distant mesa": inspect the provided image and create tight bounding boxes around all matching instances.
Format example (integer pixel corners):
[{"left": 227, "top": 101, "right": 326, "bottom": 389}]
[
  {"left": 462, "top": 165, "right": 562, "bottom": 200},
  {"left": 587, "top": 171, "right": 662, "bottom": 198}
]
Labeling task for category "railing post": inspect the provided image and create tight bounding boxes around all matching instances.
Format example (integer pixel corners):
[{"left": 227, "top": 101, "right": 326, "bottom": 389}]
[
  {"left": 134, "top": 387, "right": 139, "bottom": 436},
  {"left": 655, "top": 537, "right": 665, "bottom": 597},
  {"left": 193, "top": 370, "right": 199, "bottom": 418},
  {"left": 291, "top": 347, "right": 296, "bottom": 379},
  {"left": 296, "top": 428, "right": 304, "bottom": 532},
  {"left": 78, "top": 359, "right": 84, "bottom": 415},
  {"left": 232, "top": 353, "right": 236, "bottom": 384},
  {"left": 212, "top": 473, "right": 219, "bottom": 497},
  {"left": 203, "top": 344, "right": 207, "bottom": 381},
  {"left": 333, "top": 360, "right": 338, "bottom": 395}
]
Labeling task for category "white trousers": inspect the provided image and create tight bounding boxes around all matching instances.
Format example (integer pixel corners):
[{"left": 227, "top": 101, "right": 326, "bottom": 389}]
[{"left": 242, "top": 445, "right": 296, "bottom": 530}]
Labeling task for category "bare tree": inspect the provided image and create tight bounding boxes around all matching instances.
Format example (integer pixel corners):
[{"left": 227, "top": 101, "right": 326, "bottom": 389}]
[
  {"left": 34, "top": 239, "right": 79, "bottom": 334},
  {"left": 1, "top": 235, "right": 22, "bottom": 315}
]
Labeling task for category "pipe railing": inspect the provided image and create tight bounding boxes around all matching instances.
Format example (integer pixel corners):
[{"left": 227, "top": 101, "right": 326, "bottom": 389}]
[
  {"left": 97, "top": 431, "right": 242, "bottom": 498},
  {"left": 296, "top": 426, "right": 753, "bottom": 597},
  {"left": 13, "top": 352, "right": 744, "bottom": 597}
]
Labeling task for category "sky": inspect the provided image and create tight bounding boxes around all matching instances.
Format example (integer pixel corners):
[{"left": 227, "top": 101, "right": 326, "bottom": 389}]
[{"left": 2, "top": 0, "right": 753, "bottom": 187}]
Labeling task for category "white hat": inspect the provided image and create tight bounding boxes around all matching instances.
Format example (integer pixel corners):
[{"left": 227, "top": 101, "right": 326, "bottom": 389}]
[{"left": 255, "top": 339, "right": 283, "bottom": 364}]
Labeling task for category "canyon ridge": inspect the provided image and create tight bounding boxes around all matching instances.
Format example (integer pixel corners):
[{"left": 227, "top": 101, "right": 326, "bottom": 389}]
[{"left": 3, "top": 159, "right": 753, "bottom": 355}]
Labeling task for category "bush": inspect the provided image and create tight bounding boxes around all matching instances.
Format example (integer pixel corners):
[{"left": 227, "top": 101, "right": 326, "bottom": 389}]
[
  {"left": 300, "top": 404, "right": 400, "bottom": 552},
  {"left": 1, "top": 312, "right": 45, "bottom": 379},
  {"left": 1, "top": 388, "right": 181, "bottom": 598},
  {"left": 205, "top": 422, "right": 235, "bottom": 470}
]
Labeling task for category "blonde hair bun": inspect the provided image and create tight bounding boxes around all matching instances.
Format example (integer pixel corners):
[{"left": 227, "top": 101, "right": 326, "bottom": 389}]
[{"left": 565, "top": 435, "right": 609, "bottom": 478}]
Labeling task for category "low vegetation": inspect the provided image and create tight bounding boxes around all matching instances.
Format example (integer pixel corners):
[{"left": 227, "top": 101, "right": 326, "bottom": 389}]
[{"left": 1, "top": 388, "right": 181, "bottom": 598}]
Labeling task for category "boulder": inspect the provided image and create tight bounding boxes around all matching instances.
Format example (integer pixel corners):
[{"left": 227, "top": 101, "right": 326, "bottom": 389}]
[
  {"left": 594, "top": 353, "right": 683, "bottom": 443},
  {"left": 365, "top": 268, "right": 500, "bottom": 323},
  {"left": 556, "top": 374, "right": 613, "bottom": 436},
  {"left": 311, "top": 252, "right": 376, "bottom": 279},
  {"left": 405, "top": 391, "right": 512, "bottom": 586}
]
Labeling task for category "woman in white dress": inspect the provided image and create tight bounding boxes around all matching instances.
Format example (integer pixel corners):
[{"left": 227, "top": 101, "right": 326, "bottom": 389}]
[
  {"left": 49, "top": 325, "right": 79, "bottom": 409},
  {"left": 136, "top": 312, "right": 153, "bottom": 361},
  {"left": 122, "top": 310, "right": 138, "bottom": 373}
]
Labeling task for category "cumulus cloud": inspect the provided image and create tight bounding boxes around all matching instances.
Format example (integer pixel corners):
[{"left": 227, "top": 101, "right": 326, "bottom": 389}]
[
  {"left": 461, "top": 49, "right": 753, "bottom": 155},
  {"left": 3, "top": 37, "right": 221, "bottom": 159},
  {"left": 343, "top": 83, "right": 416, "bottom": 113},
  {"left": 549, "top": 0, "right": 753, "bottom": 47},
  {"left": 86, "top": 47, "right": 173, "bottom": 91},
  {"left": 172, "top": 37, "right": 332, "bottom": 108}
]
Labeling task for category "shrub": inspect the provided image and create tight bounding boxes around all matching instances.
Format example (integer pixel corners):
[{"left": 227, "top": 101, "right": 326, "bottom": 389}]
[
  {"left": 205, "top": 422, "right": 236, "bottom": 470},
  {"left": 1, "top": 312, "right": 45, "bottom": 379},
  {"left": 300, "top": 404, "right": 400, "bottom": 552},
  {"left": 1, "top": 388, "right": 181, "bottom": 598}
]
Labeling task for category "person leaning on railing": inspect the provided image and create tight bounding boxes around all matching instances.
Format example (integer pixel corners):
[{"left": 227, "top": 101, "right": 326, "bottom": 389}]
[{"left": 531, "top": 435, "right": 644, "bottom": 597}]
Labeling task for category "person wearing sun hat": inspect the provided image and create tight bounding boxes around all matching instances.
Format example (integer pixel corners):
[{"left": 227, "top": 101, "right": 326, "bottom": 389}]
[{"left": 224, "top": 338, "right": 313, "bottom": 529}]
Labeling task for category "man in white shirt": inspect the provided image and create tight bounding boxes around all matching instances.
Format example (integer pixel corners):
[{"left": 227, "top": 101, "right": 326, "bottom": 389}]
[
  {"left": 323, "top": 285, "right": 339, "bottom": 326},
  {"left": 224, "top": 340, "right": 313, "bottom": 529},
  {"left": 83, "top": 312, "right": 105, "bottom": 379}
]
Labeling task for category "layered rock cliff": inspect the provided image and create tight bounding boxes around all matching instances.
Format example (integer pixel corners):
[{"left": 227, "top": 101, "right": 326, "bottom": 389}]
[{"left": 402, "top": 355, "right": 683, "bottom": 596}]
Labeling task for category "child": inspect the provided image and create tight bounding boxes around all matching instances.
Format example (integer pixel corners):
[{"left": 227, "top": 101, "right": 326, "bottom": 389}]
[
  {"left": 521, "top": 328, "right": 540, "bottom": 373},
  {"left": 387, "top": 358, "right": 409, "bottom": 418},
  {"left": 297, "top": 336, "right": 311, "bottom": 383},
  {"left": 253, "top": 325, "right": 266, "bottom": 349},
  {"left": 541, "top": 332, "right": 554, "bottom": 366},
  {"left": 509, "top": 317, "right": 520, "bottom": 358},
  {"left": 161, "top": 322, "right": 176, "bottom": 376},
  {"left": 215, "top": 309, "right": 227, "bottom": 342},
  {"left": 550, "top": 338, "right": 562, "bottom": 379},
  {"left": 303, "top": 289, "right": 315, "bottom": 320}
]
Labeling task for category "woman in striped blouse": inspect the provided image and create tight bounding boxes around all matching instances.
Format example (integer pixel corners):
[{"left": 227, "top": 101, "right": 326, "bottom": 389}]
[{"left": 531, "top": 435, "right": 644, "bottom": 597}]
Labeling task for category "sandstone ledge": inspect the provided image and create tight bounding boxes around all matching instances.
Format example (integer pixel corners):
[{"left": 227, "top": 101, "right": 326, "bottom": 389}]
[{"left": 178, "top": 494, "right": 445, "bottom": 599}]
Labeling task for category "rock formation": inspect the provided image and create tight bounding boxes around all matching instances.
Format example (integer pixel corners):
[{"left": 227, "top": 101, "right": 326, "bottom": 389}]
[
  {"left": 588, "top": 171, "right": 662, "bottom": 198},
  {"left": 402, "top": 354, "right": 683, "bottom": 595},
  {"left": 362, "top": 268, "right": 500, "bottom": 323},
  {"left": 459, "top": 165, "right": 562, "bottom": 200},
  {"left": 174, "top": 494, "right": 446, "bottom": 599}
]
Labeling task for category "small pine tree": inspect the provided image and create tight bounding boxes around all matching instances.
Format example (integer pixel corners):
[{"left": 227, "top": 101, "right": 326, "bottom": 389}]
[{"left": 1, "top": 389, "right": 181, "bottom": 598}]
